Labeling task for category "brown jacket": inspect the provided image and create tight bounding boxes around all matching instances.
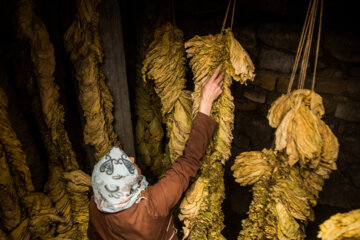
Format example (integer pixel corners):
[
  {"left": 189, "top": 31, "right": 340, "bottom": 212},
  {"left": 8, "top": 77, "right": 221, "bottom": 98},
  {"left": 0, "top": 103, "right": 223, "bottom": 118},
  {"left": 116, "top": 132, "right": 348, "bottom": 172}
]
[{"left": 87, "top": 112, "right": 218, "bottom": 240}]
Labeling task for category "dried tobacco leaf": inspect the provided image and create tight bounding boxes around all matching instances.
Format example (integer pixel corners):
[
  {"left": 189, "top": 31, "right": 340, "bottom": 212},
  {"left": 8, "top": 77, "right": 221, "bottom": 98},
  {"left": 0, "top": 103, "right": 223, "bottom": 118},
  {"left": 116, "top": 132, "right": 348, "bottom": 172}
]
[
  {"left": 0, "top": 88, "right": 34, "bottom": 198},
  {"left": 1, "top": 88, "right": 72, "bottom": 239},
  {"left": 271, "top": 167, "right": 316, "bottom": 222},
  {"left": 142, "top": 23, "right": 192, "bottom": 172},
  {"left": 142, "top": 23, "right": 187, "bottom": 116},
  {"left": 179, "top": 176, "right": 210, "bottom": 239},
  {"left": 238, "top": 177, "right": 271, "bottom": 239},
  {"left": 18, "top": 0, "right": 78, "bottom": 172},
  {"left": 234, "top": 151, "right": 309, "bottom": 240},
  {"left": 8, "top": 218, "right": 30, "bottom": 240},
  {"left": 44, "top": 166, "right": 74, "bottom": 234},
  {"left": 167, "top": 90, "right": 193, "bottom": 163},
  {"left": 63, "top": 170, "right": 92, "bottom": 239},
  {"left": 273, "top": 202, "right": 302, "bottom": 240},
  {"left": 17, "top": 1, "right": 93, "bottom": 239},
  {"left": 22, "top": 193, "right": 63, "bottom": 238},
  {"left": 64, "top": 0, "right": 119, "bottom": 161},
  {"left": 232, "top": 149, "right": 273, "bottom": 186},
  {"left": 0, "top": 144, "right": 21, "bottom": 232},
  {"left": 181, "top": 29, "right": 254, "bottom": 239},
  {"left": 25, "top": 75, "right": 76, "bottom": 237},
  {"left": 270, "top": 89, "right": 336, "bottom": 168},
  {"left": 235, "top": 89, "right": 339, "bottom": 240},
  {"left": 135, "top": 69, "right": 164, "bottom": 176},
  {"left": 293, "top": 104, "right": 322, "bottom": 167},
  {"left": 267, "top": 94, "right": 291, "bottom": 128},
  {"left": 134, "top": 24, "right": 165, "bottom": 176},
  {"left": 318, "top": 209, "right": 360, "bottom": 240}
]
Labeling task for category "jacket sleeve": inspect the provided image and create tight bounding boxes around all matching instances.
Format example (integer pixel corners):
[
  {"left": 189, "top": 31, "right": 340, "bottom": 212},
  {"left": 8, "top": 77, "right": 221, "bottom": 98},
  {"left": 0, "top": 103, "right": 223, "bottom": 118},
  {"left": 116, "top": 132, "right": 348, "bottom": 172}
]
[
  {"left": 87, "top": 216, "right": 102, "bottom": 240},
  {"left": 147, "top": 112, "right": 218, "bottom": 216}
]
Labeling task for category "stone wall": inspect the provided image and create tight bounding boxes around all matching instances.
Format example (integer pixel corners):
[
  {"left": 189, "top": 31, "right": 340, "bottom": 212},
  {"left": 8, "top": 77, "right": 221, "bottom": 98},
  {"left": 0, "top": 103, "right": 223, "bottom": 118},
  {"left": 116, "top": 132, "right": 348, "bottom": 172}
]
[
  {"left": 223, "top": 20, "right": 360, "bottom": 239},
  {"left": 121, "top": 0, "right": 360, "bottom": 238}
]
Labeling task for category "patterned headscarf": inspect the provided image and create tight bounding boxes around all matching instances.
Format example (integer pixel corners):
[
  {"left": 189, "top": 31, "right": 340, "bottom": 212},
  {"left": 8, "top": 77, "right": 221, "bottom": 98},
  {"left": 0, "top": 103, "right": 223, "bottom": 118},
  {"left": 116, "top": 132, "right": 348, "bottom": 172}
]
[{"left": 92, "top": 147, "right": 149, "bottom": 213}]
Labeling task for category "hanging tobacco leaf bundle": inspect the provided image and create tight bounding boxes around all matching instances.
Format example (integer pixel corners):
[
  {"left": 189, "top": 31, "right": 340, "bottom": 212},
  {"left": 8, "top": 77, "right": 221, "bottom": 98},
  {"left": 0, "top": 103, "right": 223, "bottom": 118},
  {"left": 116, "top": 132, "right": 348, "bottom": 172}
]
[
  {"left": 63, "top": 170, "right": 92, "bottom": 240},
  {"left": 0, "top": 88, "right": 65, "bottom": 239},
  {"left": 232, "top": 89, "right": 339, "bottom": 240},
  {"left": 17, "top": 1, "right": 93, "bottom": 238},
  {"left": 17, "top": 0, "right": 79, "bottom": 172},
  {"left": 7, "top": 193, "right": 64, "bottom": 240},
  {"left": 268, "top": 89, "right": 337, "bottom": 168},
  {"left": 64, "top": 0, "right": 119, "bottom": 161},
  {"left": 0, "top": 143, "right": 22, "bottom": 234},
  {"left": 44, "top": 166, "right": 74, "bottom": 235},
  {"left": 142, "top": 23, "right": 192, "bottom": 172},
  {"left": 135, "top": 80, "right": 165, "bottom": 176},
  {"left": 232, "top": 150, "right": 312, "bottom": 239},
  {"left": 22, "top": 76, "right": 76, "bottom": 237},
  {"left": 232, "top": 149, "right": 274, "bottom": 186},
  {"left": 231, "top": 148, "right": 277, "bottom": 239},
  {"left": 318, "top": 209, "right": 360, "bottom": 240},
  {"left": 142, "top": 23, "right": 187, "bottom": 116},
  {"left": 24, "top": 74, "right": 76, "bottom": 237},
  {"left": 0, "top": 66, "right": 46, "bottom": 192},
  {"left": 0, "top": 88, "right": 34, "bottom": 198},
  {"left": 0, "top": 90, "right": 31, "bottom": 238},
  {"left": 267, "top": 89, "right": 339, "bottom": 181},
  {"left": 179, "top": 29, "right": 255, "bottom": 240},
  {"left": 179, "top": 175, "right": 210, "bottom": 238},
  {"left": 166, "top": 90, "right": 193, "bottom": 163},
  {"left": 134, "top": 24, "right": 165, "bottom": 176},
  {"left": 43, "top": 168, "right": 89, "bottom": 239},
  {"left": 22, "top": 193, "right": 64, "bottom": 239}
]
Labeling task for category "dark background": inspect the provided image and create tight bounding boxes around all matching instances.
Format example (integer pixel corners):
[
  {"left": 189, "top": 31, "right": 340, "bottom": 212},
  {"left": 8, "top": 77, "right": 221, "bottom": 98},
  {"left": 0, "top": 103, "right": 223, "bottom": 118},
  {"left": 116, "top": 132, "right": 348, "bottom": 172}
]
[{"left": 1, "top": 0, "right": 359, "bottom": 239}]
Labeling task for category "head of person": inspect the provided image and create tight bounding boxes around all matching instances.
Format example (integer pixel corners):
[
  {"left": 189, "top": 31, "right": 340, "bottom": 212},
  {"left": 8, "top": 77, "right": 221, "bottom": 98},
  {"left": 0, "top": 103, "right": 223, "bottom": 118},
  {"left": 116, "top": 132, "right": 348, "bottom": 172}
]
[{"left": 91, "top": 147, "right": 148, "bottom": 213}]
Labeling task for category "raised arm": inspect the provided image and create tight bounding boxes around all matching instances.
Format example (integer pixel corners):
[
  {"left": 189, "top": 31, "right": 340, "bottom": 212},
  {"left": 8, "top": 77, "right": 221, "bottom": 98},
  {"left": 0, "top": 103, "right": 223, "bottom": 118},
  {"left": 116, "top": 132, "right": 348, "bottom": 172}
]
[{"left": 147, "top": 64, "right": 224, "bottom": 216}]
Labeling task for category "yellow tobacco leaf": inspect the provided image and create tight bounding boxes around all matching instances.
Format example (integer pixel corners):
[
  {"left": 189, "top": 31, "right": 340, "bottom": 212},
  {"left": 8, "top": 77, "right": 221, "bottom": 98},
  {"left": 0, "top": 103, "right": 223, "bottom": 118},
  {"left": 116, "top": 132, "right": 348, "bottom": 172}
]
[
  {"left": 231, "top": 150, "right": 272, "bottom": 186},
  {"left": 318, "top": 209, "right": 360, "bottom": 240}
]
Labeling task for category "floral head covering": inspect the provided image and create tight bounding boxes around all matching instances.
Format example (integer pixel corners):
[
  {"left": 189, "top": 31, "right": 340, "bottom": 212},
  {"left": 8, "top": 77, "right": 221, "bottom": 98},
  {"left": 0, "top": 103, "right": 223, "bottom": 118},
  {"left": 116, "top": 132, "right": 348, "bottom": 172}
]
[{"left": 92, "top": 147, "right": 148, "bottom": 213}]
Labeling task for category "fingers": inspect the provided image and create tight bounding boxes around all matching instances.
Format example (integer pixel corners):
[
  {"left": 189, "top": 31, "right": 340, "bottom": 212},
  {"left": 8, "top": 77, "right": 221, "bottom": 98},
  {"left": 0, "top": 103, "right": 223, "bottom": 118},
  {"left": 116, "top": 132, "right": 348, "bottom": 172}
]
[
  {"left": 214, "top": 74, "right": 224, "bottom": 98},
  {"left": 202, "top": 63, "right": 224, "bottom": 87},
  {"left": 212, "top": 85, "right": 223, "bottom": 101},
  {"left": 217, "top": 81, "right": 224, "bottom": 94},
  {"left": 202, "top": 75, "right": 211, "bottom": 86},
  {"left": 209, "top": 63, "right": 223, "bottom": 82},
  {"left": 215, "top": 71, "right": 225, "bottom": 86}
]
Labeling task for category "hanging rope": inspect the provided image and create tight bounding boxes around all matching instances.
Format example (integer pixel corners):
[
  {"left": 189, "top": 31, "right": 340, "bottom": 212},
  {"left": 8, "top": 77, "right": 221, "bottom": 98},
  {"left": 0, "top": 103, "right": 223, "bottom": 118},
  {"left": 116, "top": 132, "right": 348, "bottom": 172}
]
[
  {"left": 287, "top": 0, "right": 312, "bottom": 94},
  {"left": 230, "top": 0, "right": 236, "bottom": 30},
  {"left": 312, "top": 0, "right": 323, "bottom": 90},
  {"left": 298, "top": 0, "right": 318, "bottom": 89},
  {"left": 221, "top": 0, "right": 232, "bottom": 33},
  {"left": 287, "top": 0, "right": 323, "bottom": 93}
]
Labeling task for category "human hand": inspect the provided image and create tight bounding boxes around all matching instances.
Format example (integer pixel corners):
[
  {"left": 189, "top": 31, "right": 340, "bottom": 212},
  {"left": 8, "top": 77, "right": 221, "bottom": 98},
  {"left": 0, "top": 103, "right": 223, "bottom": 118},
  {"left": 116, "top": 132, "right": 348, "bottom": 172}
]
[{"left": 198, "top": 64, "right": 224, "bottom": 116}]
